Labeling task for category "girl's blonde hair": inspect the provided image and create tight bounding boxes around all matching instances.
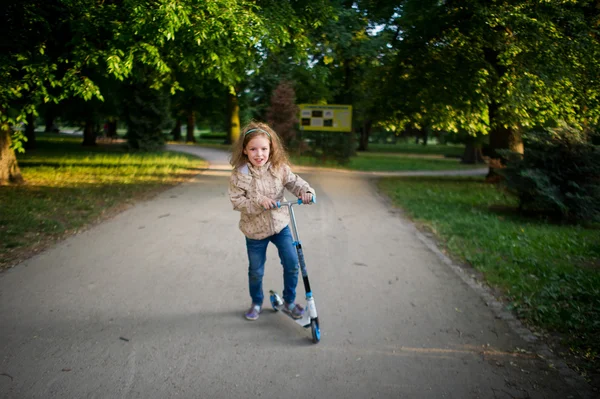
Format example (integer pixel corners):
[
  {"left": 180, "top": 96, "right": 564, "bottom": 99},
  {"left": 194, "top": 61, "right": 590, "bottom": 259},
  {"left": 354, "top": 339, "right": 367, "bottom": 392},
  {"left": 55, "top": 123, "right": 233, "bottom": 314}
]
[{"left": 230, "top": 121, "right": 290, "bottom": 169}]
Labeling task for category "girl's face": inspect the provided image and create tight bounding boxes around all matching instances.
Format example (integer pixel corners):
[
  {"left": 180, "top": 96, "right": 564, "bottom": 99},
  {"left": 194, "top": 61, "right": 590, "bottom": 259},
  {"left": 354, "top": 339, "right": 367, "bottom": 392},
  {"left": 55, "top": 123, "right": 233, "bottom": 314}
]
[{"left": 243, "top": 135, "right": 271, "bottom": 167}]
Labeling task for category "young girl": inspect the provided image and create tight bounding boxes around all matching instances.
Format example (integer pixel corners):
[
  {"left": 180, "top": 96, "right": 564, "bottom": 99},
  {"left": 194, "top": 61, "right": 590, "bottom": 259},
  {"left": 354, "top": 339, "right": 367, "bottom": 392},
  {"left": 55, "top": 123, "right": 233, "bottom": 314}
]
[{"left": 229, "top": 122, "right": 315, "bottom": 321}]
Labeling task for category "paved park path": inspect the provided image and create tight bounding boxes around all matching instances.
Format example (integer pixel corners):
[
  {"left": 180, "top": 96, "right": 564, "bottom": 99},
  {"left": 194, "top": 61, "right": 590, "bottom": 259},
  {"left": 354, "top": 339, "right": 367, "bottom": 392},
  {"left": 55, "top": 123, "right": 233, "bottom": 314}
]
[{"left": 0, "top": 146, "right": 591, "bottom": 399}]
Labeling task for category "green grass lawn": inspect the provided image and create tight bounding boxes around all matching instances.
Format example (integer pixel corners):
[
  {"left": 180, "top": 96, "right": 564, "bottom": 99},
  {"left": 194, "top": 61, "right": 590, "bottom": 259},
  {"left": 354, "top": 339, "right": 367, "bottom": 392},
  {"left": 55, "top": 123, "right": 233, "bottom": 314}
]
[
  {"left": 1, "top": 134, "right": 206, "bottom": 269},
  {"left": 291, "top": 151, "right": 484, "bottom": 172},
  {"left": 378, "top": 176, "right": 600, "bottom": 378},
  {"left": 367, "top": 142, "right": 466, "bottom": 157},
  {"left": 170, "top": 134, "right": 472, "bottom": 172}
]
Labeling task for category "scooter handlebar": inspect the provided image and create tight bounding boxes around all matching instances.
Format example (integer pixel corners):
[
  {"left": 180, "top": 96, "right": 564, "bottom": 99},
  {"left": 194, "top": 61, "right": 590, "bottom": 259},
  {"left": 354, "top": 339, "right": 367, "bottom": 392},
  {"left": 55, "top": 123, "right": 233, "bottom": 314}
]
[{"left": 276, "top": 195, "right": 316, "bottom": 208}]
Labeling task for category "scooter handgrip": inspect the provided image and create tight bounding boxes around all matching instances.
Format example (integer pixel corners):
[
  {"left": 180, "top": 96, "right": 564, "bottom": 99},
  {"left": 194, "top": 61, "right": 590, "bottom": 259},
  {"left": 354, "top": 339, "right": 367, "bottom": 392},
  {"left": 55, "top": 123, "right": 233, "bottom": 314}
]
[{"left": 297, "top": 195, "right": 316, "bottom": 205}]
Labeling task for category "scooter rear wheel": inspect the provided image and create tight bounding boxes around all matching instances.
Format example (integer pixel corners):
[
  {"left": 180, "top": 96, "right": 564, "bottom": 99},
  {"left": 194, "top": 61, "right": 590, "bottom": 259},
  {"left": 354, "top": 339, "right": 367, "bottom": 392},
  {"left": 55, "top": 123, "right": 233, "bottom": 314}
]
[{"left": 310, "top": 319, "right": 321, "bottom": 344}]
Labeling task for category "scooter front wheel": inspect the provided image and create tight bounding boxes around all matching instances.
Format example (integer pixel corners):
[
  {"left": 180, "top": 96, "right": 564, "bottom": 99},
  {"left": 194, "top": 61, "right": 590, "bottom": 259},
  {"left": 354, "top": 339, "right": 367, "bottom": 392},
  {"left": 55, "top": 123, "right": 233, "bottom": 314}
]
[
  {"left": 310, "top": 319, "right": 321, "bottom": 344},
  {"left": 269, "top": 292, "right": 282, "bottom": 312}
]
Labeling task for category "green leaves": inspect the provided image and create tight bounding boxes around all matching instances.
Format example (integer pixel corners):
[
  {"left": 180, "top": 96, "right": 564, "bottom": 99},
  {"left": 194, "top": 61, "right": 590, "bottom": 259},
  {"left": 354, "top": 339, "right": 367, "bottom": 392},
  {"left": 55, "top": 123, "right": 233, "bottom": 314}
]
[
  {"left": 2, "top": 0, "right": 338, "bottom": 130},
  {"left": 385, "top": 0, "right": 600, "bottom": 137}
]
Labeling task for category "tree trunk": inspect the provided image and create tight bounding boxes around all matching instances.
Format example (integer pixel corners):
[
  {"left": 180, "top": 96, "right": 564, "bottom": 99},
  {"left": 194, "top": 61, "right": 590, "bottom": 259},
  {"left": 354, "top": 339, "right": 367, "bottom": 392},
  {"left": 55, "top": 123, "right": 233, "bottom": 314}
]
[
  {"left": 45, "top": 116, "right": 53, "bottom": 132},
  {"left": 82, "top": 119, "right": 96, "bottom": 146},
  {"left": 508, "top": 129, "right": 523, "bottom": 154},
  {"left": 488, "top": 125, "right": 524, "bottom": 158},
  {"left": 461, "top": 140, "right": 485, "bottom": 164},
  {"left": 357, "top": 119, "right": 372, "bottom": 151},
  {"left": 0, "top": 123, "right": 24, "bottom": 184},
  {"left": 107, "top": 120, "right": 118, "bottom": 138},
  {"left": 171, "top": 118, "right": 182, "bottom": 141},
  {"left": 44, "top": 112, "right": 58, "bottom": 133},
  {"left": 414, "top": 128, "right": 429, "bottom": 145},
  {"left": 185, "top": 111, "right": 196, "bottom": 143},
  {"left": 24, "top": 113, "right": 36, "bottom": 150},
  {"left": 483, "top": 47, "right": 524, "bottom": 177},
  {"left": 487, "top": 102, "right": 523, "bottom": 178},
  {"left": 225, "top": 88, "right": 240, "bottom": 145}
]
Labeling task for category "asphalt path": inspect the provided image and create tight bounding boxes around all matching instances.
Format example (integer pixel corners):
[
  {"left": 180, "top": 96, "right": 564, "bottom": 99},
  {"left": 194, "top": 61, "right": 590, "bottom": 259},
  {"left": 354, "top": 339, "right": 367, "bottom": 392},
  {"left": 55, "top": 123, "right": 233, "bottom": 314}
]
[{"left": 0, "top": 145, "right": 590, "bottom": 398}]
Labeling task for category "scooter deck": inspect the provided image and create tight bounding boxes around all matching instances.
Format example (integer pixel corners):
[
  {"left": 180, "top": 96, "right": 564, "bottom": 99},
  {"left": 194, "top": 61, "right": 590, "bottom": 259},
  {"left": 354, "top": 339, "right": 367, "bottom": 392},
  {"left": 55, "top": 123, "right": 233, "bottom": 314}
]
[{"left": 271, "top": 303, "right": 312, "bottom": 328}]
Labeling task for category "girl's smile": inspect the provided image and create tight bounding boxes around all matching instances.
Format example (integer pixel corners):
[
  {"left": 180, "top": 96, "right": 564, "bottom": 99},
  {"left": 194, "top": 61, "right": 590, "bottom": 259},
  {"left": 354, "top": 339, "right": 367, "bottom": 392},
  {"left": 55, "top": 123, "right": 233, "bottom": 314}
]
[{"left": 244, "top": 136, "right": 271, "bottom": 167}]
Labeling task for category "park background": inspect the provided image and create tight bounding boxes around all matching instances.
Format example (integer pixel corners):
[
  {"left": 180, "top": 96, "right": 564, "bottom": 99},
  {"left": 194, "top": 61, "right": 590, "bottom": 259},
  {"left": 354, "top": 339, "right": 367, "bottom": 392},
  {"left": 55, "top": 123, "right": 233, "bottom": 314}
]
[{"left": 1, "top": 0, "right": 599, "bottom": 389}]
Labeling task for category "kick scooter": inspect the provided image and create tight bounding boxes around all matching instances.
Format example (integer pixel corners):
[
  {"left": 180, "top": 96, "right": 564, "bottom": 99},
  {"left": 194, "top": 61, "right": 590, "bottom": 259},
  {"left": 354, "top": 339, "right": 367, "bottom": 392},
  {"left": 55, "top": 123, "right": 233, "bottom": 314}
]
[{"left": 269, "top": 197, "right": 321, "bottom": 344}]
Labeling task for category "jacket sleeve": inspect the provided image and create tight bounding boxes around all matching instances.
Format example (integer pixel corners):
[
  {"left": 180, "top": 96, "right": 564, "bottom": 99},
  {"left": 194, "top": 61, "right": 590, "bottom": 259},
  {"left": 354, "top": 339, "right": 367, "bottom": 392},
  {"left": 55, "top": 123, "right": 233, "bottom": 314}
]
[
  {"left": 229, "top": 172, "right": 265, "bottom": 215},
  {"left": 281, "top": 164, "right": 315, "bottom": 198}
]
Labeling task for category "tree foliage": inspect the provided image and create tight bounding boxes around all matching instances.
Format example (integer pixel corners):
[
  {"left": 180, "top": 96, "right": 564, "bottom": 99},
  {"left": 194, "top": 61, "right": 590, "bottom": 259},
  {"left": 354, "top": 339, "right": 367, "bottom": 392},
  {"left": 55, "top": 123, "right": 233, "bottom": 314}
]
[
  {"left": 2, "top": 0, "right": 600, "bottom": 184},
  {"left": 379, "top": 0, "right": 600, "bottom": 159},
  {"left": 0, "top": 0, "right": 335, "bottom": 182}
]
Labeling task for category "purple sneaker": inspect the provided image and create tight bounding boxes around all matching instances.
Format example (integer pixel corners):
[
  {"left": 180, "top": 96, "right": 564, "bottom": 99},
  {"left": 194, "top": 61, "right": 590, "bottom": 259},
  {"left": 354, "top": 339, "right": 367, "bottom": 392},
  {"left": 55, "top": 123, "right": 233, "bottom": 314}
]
[
  {"left": 245, "top": 304, "right": 262, "bottom": 321},
  {"left": 282, "top": 302, "right": 304, "bottom": 319}
]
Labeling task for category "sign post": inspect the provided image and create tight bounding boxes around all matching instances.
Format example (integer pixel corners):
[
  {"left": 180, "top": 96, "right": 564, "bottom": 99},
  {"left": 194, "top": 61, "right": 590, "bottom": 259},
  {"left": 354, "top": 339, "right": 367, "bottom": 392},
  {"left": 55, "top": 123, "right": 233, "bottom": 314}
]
[
  {"left": 297, "top": 104, "right": 353, "bottom": 164},
  {"left": 298, "top": 104, "right": 353, "bottom": 132}
]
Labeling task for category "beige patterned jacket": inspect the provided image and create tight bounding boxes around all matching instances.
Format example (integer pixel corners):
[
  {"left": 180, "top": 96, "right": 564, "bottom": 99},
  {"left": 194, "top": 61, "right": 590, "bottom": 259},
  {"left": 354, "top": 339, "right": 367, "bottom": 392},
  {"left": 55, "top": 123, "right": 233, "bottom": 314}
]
[{"left": 229, "top": 162, "right": 315, "bottom": 240}]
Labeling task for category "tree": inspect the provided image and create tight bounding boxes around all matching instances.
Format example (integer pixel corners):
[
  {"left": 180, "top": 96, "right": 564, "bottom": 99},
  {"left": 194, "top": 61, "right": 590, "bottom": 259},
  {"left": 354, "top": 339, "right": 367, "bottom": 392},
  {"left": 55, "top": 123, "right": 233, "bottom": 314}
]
[
  {"left": 266, "top": 81, "right": 299, "bottom": 146},
  {"left": 1, "top": 0, "right": 72, "bottom": 183},
  {"left": 0, "top": 0, "right": 266, "bottom": 182},
  {"left": 243, "top": 44, "right": 335, "bottom": 127},
  {"left": 294, "top": 1, "right": 396, "bottom": 151},
  {"left": 123, "top": 77, "right": 171, "bottom": 151},
  {"left": 0, "top": 0, "right": 178, "bottom": 182},
  {"left": 380, "top": 0, "right": 600, "bottom": 172},
  {"left": 0, "top": 124, "right": 23, "bottom": 184},
  {"left": 215, "top": 0, "right": 335, "bottom": 144}
]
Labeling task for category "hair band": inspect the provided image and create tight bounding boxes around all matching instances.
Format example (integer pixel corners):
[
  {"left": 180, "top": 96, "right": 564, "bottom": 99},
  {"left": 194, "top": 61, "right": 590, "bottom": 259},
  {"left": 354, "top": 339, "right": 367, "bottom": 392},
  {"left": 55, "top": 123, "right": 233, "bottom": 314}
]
[{"left": 244, "top": 128, "right": 271, "bottom": 138}]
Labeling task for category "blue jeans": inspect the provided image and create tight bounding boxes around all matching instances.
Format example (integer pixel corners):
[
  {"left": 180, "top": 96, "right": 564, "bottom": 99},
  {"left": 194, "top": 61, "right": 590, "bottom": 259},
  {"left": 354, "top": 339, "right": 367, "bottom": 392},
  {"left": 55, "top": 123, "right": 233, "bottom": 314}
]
[{"left": 245, "top": 226, "right": 299, "bottom": 306}]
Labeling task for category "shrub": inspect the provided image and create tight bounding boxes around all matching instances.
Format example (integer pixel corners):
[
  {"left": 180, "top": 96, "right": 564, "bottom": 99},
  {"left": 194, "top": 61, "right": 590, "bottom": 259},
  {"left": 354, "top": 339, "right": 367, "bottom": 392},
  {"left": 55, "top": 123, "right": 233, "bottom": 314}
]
[
  {"left": 296, "top": 131, "right": 354, "bottom": 165},
  {"left": 500, "top": 124, "right": 600, "bottom": 223},
  {"left": 198, "top": 133, "right": 226, "bottom": 140}
]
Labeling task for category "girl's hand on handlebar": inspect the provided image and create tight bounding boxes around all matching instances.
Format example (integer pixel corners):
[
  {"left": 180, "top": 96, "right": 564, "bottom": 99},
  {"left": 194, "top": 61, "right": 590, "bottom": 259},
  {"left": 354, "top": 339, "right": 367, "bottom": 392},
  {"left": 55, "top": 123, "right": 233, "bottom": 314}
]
[
  {"left": 299, "top": 192, "right": 313, "bottom": 204},
  {"left": 260, "top": 197, "right": 278, "bottom": 210}
]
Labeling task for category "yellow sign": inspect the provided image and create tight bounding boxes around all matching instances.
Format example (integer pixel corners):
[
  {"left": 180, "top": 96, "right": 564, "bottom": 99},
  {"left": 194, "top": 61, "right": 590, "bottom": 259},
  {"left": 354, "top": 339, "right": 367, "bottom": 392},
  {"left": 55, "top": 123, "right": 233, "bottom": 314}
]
[{"left": 298, "top": 104, "right": 353, "bottom": 132}]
